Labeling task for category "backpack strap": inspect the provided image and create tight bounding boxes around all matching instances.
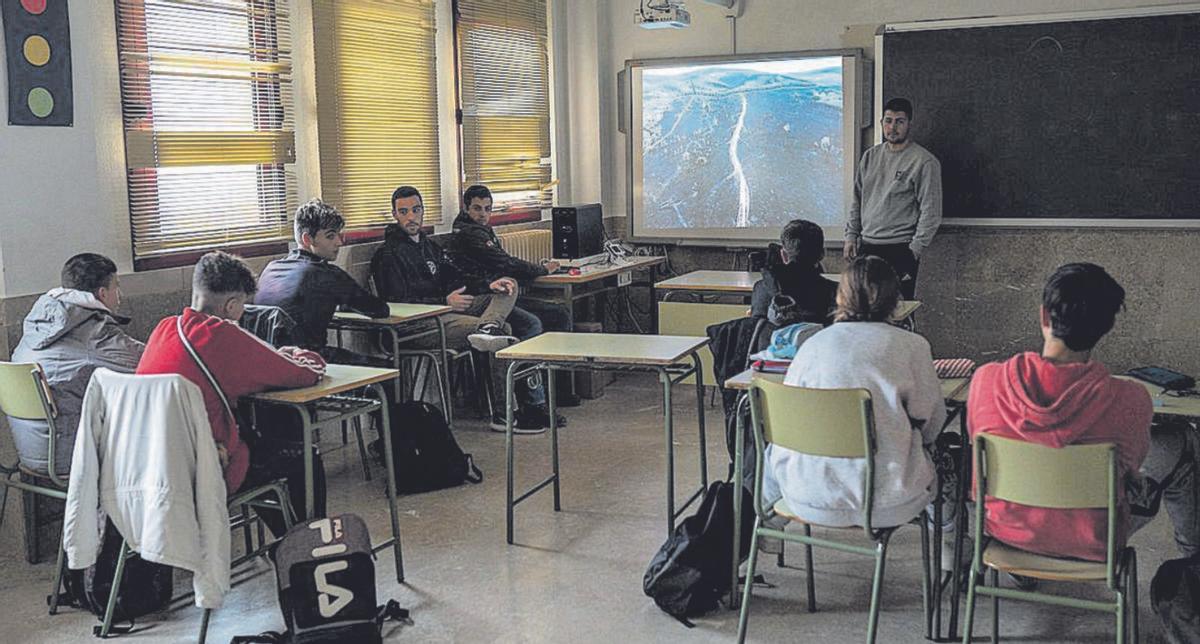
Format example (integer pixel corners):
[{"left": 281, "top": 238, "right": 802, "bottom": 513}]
[
  {"left": 176, "top": 315, "right": 237, "bottom": 426},
  {"left": 229, "top": 632, "right": 288, "bottom": 644},
  {"left": 464, "top": 454, "right": 483, "bottom": 484},
  {"left": 376, "top": 599, "right": 414, "bottom": 628}
]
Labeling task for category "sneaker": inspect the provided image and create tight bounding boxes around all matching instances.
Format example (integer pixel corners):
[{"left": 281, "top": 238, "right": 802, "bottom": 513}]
[
  {"left": 521, "top": 405, "right": 568, "bottom": 430},
  {"left": 468, "top": 323, "right": 518, "bottom": 353},
  {"left": 489, "top": 410, "right": 548, "bottom": 435}
]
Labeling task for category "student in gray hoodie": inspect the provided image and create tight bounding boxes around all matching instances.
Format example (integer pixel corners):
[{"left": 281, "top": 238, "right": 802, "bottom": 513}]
[{"left": 8, "top": 254, "right": 144, "bottom": 476}]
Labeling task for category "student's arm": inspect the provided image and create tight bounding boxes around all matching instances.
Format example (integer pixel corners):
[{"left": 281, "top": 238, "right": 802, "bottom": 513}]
[
  {"left": 336, "top": 269, "right": 390, "bottom": 319},
  {"left": 227, "top": 325, "right": 325, "bottom": 390},
  {"left": 749, "top": 272, "right": 778, "bottom": 318},
  {"left": 909, "top": 156, "right": 943, "bottom": 259},
  {"left": 461, "top": 227, "right": 547, "bottom": 281},
  {"left": 91, "top": 320, "right": 146, "bottom": 373},
  {"left": 844, "top": 151, "right": 867, "bottom": 259},
  {"left": 435, "top": 241, "right": 492, "bottom": 295},
  {"left": 907, "top": 339, "right": 947, "bottom": 445}
]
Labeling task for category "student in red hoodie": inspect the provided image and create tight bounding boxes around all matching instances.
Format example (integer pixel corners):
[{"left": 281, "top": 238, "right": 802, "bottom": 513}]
[
  {"left": 968, "top": 263, "right": 1198, "bottom": 561},
  {"left": 138, "top": 251, "right": 328, "bottom": 534}
]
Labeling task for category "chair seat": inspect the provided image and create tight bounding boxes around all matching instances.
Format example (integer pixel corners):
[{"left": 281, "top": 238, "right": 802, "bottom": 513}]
[
  {"left": 982, "top": 540, "right": 1108, "bottom": 582},
  {"left": 772, "top": 498, "right": 863, "bottom": 531}
]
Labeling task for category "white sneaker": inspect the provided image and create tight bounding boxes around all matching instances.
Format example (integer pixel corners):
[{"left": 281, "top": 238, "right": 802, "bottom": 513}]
[{"left": 468, "top": 323, "right": 518, "bottom": 353}]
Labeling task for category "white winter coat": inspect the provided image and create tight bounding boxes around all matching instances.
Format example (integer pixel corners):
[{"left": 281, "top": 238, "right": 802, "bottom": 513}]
[{"left": 63, "top": 369, "right": 230, "bottom": 609}]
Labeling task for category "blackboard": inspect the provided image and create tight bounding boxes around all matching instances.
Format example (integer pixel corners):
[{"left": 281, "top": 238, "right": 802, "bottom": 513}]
[{"left": 882, "top": 10, "right": 1200, "bottom": 223}]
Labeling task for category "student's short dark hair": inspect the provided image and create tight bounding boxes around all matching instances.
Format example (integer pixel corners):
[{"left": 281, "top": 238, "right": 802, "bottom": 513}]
[
  {"left": 61, "top": 253, "right": 118, "bottom": 293},
  {"left": 193, "top": 251, "right": 257, "bottom": 297},
  {"left": 294, "top": 198, "right": 345, "bottom": 242},
  {"left": 884, "top": 97, "right": 914, "bottom": 120},
  {"left": 780, "top": 219, "right": 824, "bottom": 266},
  {"left": 462, "top": 184, "right": 492, "bottom": 207},
  {"left": 391, "top": 185, "right": 423, "bottom": 210},
  {"left": 1042, "top": 262, "right": 1125, "bottom": 351},
  {"left": 834, "top": 255, "right": 900, "bottom": 323}
]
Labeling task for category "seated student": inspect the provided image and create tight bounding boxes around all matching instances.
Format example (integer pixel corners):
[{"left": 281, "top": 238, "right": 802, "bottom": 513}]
[
  {"left": 371, "top": 185, "right": 562, "bottom": 432},
  {"left": 9, "top": 253, "right": 144, "bottom": 477},
  {"left": 969, "top": 262, "right": 1198, "bottom": 561},
  {"left": 255, "top": 198, "right": 391, "bottom": 360},
  {"left": 764, "top": 256, "right": 945, "bottom": 527},
  {"left": 138, "top": 251, "right": 328, "bottom": 534},
  {"left": 447, "top": 184, "right": 577, "bottom": 404},
  {"left": 750, "top": 219, "right": 837, "bottom": 324}
]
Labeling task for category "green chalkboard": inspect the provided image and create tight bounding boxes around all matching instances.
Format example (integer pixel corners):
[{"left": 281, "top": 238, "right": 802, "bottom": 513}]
[{"left": 882, "top": 11, "right": 1200, "bottom": 222}]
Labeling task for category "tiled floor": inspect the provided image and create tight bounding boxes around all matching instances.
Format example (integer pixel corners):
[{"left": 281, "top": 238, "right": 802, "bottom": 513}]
[{"left": 0, "top": 375, "right": 1177, "bottom": 642}]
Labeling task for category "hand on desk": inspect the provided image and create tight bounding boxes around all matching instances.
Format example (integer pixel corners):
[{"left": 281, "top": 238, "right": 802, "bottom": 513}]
[
  {"left": 279, "top": 346, "right": 327, "bottom": 374},
  {"left": 542, "top": 259, "right": 561, "bottom": 274}
]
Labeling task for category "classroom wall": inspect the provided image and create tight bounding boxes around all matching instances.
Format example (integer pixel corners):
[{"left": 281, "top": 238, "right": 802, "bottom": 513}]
[{"left": 581, "top": 0, "right": 1200, "bottom": 375}]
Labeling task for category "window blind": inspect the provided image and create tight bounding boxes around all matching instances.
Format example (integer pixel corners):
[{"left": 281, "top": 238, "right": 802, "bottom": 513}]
[
  {"left": 116, "top": 0, "right": 297, "bottom": 269},
  {"left": 455, "top": 0, "right": 553, "bottom": 214},
  {"left": 312, "top": 0, "right": 442, "bottom": 233}
]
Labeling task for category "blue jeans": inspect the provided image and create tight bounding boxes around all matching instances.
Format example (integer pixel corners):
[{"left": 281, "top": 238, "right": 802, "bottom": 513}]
[{"left": 506, "top": 300, "right": 571, "bottom": 408}]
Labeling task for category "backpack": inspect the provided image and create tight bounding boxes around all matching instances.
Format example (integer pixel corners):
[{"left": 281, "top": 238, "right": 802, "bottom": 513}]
[
  {"left": 1151, "top": 554, "right": 1200, "bottom": 644},
  {"left": 643, "top": 481, "right": 755, "bottom": 624},
  {"left": 54, "top": 518, "right": 174, "bottom": 636},
  {"left": 370, "top": 401, "right": 483, "bottom": 493},
  {"left": 231, "top": 514, "right": 411, "bottom": 644}
]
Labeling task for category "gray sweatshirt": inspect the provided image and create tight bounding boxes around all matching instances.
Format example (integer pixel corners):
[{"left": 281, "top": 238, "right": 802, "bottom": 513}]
[{"left": 845, "top": 142, "right": 943, "bottom": 257}]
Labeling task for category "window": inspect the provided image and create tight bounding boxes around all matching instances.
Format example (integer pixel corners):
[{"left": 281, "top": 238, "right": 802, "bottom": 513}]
[
  {"left": 116, "top": 0, "right": 297, "bottom": 270},
  {"left": 454, "top": 0, "right": 553, "bottom": 224},
  {"left": 312, "top": 0, "right": 442, "bottom": 239}
]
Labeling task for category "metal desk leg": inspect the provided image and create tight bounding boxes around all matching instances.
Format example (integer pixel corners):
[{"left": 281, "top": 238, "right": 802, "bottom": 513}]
[
  {"left": 948, "top": 406, "right": 969, "bottom": 638},
  {"left": 563, "top": 285, "right": 574, "bottom": 329},
  {"left": 693, "top": 352, "right": 708, "bottom": 490},
  {"left": 731, "top": 393, "right": 749, "bottom": 609},
  {"left": 389, "top": 328, "right": 403, "bottom": 401},
  {"left": 436, "top": 316, "right": 452, "bottom": 424},
  {"left": 370, "top": 382, "right": 405, "bottom": 583},
  {"left": 660, "top": 367, "right": 676, "bottom": 535},
  {"left": 548, "top": 366, "right": 561, "bottom": 511},
  {"left": 301, "top": 403, "right": 316, "bottom": 519},
  {"left": 505, "top": 361, "right": 520, "bottom": 545}
]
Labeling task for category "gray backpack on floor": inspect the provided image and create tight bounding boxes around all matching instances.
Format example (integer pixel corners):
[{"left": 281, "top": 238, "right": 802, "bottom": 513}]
[{"left": 231, "top": 514, "right": 410, "bottom": 643}]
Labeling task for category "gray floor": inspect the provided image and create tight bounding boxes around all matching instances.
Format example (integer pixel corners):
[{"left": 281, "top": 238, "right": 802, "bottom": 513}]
[{"left": 0, "top": 374, "right": 1179, "bottom": 642}]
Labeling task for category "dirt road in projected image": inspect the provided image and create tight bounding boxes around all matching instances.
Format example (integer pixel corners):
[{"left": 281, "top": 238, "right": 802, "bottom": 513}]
[{"left": 642, "top": 61, "right": 844, "bottom": 230}]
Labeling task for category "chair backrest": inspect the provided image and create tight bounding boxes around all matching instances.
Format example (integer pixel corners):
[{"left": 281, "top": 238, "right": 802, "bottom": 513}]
[
  {"left": 749, "top": 377, "right": 877, "bottom": 534},
  {"left": 0, "top": 361, "right": 56, "bottom": 421},
  {"left": 973, "top": 433, "right": 1118, "bottom": 585},
  {"left": 240, "top": 304, "right": 298, "bottom": 348}
]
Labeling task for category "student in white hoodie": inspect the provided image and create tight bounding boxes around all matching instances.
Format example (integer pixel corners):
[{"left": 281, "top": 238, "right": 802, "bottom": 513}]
[
  {"left": 764, "top": 255, "right": 944, "bottom": 527},
  {"left": 8, "top": 253, "right": 144, "bottom": 476}
]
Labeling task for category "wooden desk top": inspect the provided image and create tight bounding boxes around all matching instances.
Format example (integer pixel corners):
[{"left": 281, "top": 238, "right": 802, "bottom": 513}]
[
  {"left": 722, "top": 368, "right": 969, "bottom": 402},
  {"left": 894, "top": 300, "right": 921, "bottom": 321},
  {"left": 332, "top": 302, "right": 452, "bottom": 326},
  {"left": 495, "top": 332, "right": 708, "bottom": 366},
  {"left": 249, "top": 364, "right": 399, "bottom": 404},
  {"left": 533, "top": 256, "right": 664, "bottom": 285},
  {"left": 655, "top": 270, "right": 759, "bottom": 293}
]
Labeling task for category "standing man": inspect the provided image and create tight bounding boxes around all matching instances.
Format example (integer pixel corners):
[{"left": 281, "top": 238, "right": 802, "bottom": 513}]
[{"left": 843, "top": 97, "right": 942, "bottom": 299}]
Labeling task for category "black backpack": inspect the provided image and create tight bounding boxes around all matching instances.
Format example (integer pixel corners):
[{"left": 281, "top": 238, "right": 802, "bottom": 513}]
[
  {"left": 1151, "top": 554, "right": 1200, "bottom": 643},
  {"left": 232, "top": 514, "right": 411, "bottom": 643},
  {"left": 643, "top": 481, "right": 755, "bottom": 624},
  {"left": 370, "top": 401, "right": 483, "bottom": 493},
  {"left": 53, "top": 518, "right": 174, "bottom": 636}
]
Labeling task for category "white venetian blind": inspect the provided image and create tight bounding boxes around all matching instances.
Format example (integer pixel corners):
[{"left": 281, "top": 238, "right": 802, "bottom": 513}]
[
  {"left": 455, "top": 0, "right": 553, "bottom": 214},
  {"left": 115, "top": 0, "right": 297, "bottom": 268},
  {"left": 312, "top": 0, "right": 442, "bottom": 232}
]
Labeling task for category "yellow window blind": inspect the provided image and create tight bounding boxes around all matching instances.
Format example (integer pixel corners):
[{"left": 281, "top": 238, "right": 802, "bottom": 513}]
[
  {"left": 116, "top": 0, "right": 297, "bottom": 269},
  {"left": 312, "top": 0, "right": 442, "bottom": 234},
  {"left": 455, "top": 0, "right": 553, "bottom": 214}
]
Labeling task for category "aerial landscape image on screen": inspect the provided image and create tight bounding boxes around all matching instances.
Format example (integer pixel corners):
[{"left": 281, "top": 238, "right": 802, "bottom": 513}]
[{"left": 640, "top": 57, "right": 844, "bottom": 231}]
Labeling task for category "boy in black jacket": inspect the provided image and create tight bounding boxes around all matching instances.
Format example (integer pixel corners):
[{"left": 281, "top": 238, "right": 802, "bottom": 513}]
[
  {"left": 371, "top": 186, "right": 562, "bottom": 432},
  {"left": 750, "top": 219, "right": 837, "bottom": 324}
]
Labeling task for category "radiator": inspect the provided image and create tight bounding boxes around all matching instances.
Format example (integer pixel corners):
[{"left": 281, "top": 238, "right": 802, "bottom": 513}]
[{"left": 495, "top": 229, "right": 552, "bottom": 264}]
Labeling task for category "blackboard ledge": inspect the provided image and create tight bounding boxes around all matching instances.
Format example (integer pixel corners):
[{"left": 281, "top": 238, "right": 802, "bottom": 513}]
[{"left": 942, "top": 218, "right": 1200, "bottom": 229}]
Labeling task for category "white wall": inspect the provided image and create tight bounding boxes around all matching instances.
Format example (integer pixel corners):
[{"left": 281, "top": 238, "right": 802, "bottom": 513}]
[
  {"left": 0, "top": 0, "right": 129, "bottom": 296},
  {"left": 585, "top": 0, "right": 1200, "bottom": 223}
]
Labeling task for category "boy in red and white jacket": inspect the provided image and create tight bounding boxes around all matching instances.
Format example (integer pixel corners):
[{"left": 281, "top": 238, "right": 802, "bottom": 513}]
[{"left": 138, "top": 251, "right": 327, "bottom": 533}]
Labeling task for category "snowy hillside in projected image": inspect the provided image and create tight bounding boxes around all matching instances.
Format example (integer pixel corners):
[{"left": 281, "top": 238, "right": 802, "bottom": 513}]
[{"left": 641, "top": 58, "right": 844, "bottom": 230}]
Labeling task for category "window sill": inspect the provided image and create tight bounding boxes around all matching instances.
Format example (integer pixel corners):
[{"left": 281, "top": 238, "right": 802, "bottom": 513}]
[{"left": 134, "top": 241, "right": 290, "bottom": 272}]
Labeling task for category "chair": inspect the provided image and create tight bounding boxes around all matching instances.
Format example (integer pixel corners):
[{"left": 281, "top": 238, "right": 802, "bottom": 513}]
[
  {"left": 737, "top": 378, "right": 932, "bottom": 644},
  {"left": 961, "top": 434, "right": 1137, "bottom": 643},
  {"left": 0, "top": 361, "right": 71, "bottom": 615}
]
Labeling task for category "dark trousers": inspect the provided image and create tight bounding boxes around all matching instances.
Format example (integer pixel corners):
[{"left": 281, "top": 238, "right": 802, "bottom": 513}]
[
  {"left": 238, "top": 402, "right": 328, "bottom": 536},
  {"left": 859, "top": 242, "right": 920, "bottom": 300}
]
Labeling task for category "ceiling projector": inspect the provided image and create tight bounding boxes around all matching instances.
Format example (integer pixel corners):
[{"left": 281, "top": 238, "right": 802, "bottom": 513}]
[{"left": 635, "top": 1, "right": 691, "bottom": 29}]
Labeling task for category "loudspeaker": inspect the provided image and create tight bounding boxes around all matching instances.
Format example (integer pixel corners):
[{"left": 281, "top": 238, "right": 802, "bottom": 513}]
[{"left": 552, "top": 203, "right": 604, "bottom": 259}]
